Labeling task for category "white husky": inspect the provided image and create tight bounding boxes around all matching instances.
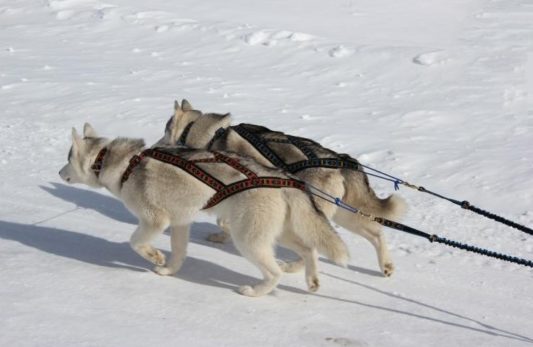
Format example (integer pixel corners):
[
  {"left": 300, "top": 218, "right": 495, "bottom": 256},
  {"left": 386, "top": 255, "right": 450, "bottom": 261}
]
[
  {"left": 156, "top": 100, "right": 407, "bottom": 276},
  {"left": 59, "top": 123, "right": 349, "bottom": 297}
]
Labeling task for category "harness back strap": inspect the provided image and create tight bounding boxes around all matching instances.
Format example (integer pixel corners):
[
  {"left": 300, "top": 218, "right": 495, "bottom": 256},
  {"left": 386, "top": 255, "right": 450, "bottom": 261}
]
[
  {"left": 287, "top": 157, "right": 360, "bottom": 173},
  {"left": 287, "top": 136, "right": 319, "bottom": 160},
  {"left": 204, "top": 177, "right": 305, "bottom": 209},
  {"left": 230, "top": 123, "right": 361, "bottom": 174},
  {"left": 121, "top": 149, "right": 226, "bottom": 191},
  {"left": 120, "top": 148, "right": 307, "bottom": 210},
  {"left": 232, "top": 124, "right": 288, "bottom": 170}
]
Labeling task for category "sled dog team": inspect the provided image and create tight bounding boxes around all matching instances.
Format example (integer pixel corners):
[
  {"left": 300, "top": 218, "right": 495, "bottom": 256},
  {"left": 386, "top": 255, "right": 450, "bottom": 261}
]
[{"left": 59, "top": 100, "right": 406, "bottom": 297}]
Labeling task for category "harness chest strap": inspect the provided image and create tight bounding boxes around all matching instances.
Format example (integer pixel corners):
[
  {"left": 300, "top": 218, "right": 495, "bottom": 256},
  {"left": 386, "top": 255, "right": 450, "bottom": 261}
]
[{"left": 118, "top": 148, "right": 306, "bottom": 209}]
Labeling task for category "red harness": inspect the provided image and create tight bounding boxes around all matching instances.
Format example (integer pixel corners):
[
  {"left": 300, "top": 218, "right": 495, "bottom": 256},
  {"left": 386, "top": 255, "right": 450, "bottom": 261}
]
[{"left": 95, "top": 147, "right": 307, "bottom": 209}]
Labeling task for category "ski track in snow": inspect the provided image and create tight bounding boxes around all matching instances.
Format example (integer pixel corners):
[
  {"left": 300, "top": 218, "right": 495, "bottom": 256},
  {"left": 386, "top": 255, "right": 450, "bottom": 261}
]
[{"left": 1, "top": 0, "right": 533, "bottom": 346}]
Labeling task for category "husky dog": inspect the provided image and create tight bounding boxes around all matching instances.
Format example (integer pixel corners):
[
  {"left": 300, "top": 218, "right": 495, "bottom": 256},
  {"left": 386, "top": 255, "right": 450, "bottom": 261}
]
[
  {"left": 156, "top": 100, "right": 407, "bottom": 277},
  {"left": 59, "top": 123, "right": 349, "bottom": 297}
]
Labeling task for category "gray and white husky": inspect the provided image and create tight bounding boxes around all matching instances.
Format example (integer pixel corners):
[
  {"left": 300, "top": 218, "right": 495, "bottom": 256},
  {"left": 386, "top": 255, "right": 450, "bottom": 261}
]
[
  {"left": 59, "top": 123, "right": 349, "bottom": 297},
  {"left": 156, "top": 100, "right": 407, "bottom": 276}
]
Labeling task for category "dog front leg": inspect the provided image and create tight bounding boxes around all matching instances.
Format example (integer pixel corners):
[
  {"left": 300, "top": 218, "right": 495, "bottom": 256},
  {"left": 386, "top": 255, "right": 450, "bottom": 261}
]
[
  {"left": 154, "top": 224, "right": 190, "bottom": 276},
  {"left": 130, "top": 220, "right": 168, "bottom": 266}
]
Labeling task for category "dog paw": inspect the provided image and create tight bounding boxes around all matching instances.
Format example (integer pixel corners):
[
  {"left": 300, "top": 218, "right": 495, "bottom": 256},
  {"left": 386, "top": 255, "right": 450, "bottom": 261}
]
[
  {"left": 382, "top": 262, "right": 394, "bottom": 277},
  {"left": 206, "top": 232, "right": 229, "bottom": 244},
  {"left": 238, "top": 285, "right": 257, "bottom": 297},
  {"left": 148, "top": 249, "right": 166, "bottom": 266},
  {"left": 276, "top": 260, "right": 290, "bottom": 272},
  {"left": 277, "top": 259, "right": 304, "bottom": 273},
  {"left": 153, "top": 266, "right": 175, "bottom": 276},
  {"left": 307, "top": 276, "right": 320, "bottom": 292}
]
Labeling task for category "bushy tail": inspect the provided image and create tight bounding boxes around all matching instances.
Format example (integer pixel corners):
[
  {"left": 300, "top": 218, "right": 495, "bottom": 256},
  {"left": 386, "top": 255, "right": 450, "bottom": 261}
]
[
  {"left": 343, "top": 171, "right": 408, "bottom": 220},
  {"left": 288, "top": 192, "right": 349, "bottom": 267},
  {"left": 373, "top": 194, "right": 407, "bottom": 220}
]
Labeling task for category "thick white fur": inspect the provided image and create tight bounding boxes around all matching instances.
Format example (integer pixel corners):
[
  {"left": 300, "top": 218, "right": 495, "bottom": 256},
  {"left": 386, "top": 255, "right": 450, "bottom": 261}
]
[
  {"left": 157, "top": 100, "right": 407, "bottom": 276},
  {"left": 59, "top": 124, "right": 348, "bottom": 297}
]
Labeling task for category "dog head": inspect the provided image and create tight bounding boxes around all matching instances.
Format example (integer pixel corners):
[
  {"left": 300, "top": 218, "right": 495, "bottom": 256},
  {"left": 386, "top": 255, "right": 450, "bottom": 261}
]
[
  {"left": 154, "top": 99, "right": 202, "bottom": 146},
  {"left": 59, "top": 123, "right": 108, "bottom": 188},
  {"left": 155, "top": 99, "right": 232, "bottom": 148}
]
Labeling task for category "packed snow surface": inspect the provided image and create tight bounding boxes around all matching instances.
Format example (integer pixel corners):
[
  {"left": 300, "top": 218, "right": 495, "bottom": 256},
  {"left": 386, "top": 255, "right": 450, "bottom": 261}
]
[{"left": 1, "top": 0, "right": 532, "bottom": 346}]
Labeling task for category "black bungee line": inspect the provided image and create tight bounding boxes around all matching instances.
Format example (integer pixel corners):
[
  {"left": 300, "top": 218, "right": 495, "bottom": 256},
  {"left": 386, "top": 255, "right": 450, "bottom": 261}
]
[
  {"left": 306, "top": 183, "right": 533, "bottom": 268},
  {"left": 357, "top": 163, "right": 533, "bottom": 236}
]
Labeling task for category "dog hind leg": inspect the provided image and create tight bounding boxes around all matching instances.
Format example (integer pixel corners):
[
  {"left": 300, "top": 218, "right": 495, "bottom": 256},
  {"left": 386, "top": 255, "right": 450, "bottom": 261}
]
[
  {"left": 206, "top": 217, "right": 231, "bottom": 243},
  {"left": 334, "top": 210, "right": 394, "bottom": 276},
  {"left": 231, "top": 224, "right": 283, "bottom": 297},
  {"left": 279, "top": 232, "right": 320, "bottom": 292},
  {"left": 236, "top": 246, "right": 283, "bottom": 297}
]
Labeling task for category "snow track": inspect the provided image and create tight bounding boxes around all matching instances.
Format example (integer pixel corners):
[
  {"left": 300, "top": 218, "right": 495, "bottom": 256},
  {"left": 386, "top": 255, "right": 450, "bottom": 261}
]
[{"left": 1, "top": 0, "right": 532, "bottom": 346}]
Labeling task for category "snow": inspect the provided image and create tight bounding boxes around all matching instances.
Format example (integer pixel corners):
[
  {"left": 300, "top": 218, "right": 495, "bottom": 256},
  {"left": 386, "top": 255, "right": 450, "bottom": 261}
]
[{"left": 1, "top": 0, "right": 532, "bottom": 346}]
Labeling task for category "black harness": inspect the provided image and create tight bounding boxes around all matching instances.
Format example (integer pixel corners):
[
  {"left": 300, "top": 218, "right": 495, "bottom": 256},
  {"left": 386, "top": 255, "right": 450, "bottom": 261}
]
[
  {"left": 177, "top": 121, "right": 194, "bottom": 145},
  {"left": 229, "top": 123, "right": 361, "bottom": 174},
  {"left": 177, "top": 121, "right": 361, "bottom": 174}
]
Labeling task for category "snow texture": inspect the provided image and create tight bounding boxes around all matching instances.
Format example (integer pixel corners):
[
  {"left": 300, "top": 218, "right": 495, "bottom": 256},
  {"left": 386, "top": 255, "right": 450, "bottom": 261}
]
[{"left": 0, "top": 0, "right": 532, "bottom": 346}]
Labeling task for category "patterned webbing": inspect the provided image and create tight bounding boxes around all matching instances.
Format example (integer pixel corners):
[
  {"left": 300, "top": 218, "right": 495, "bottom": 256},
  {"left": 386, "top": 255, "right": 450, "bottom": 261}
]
[
  {"left": 90, "top": 148, "right": 108, "bottom": 178},
  {"left": 204, "top": 177, "right": 306, "bottom": 209},
  {"left": 287, "top": 158, "right": 360, "bottom": 174},
  {"left": 231, "top": 124, "right": 288, "bottom": 170},
  {"left": 177, "top": 121, "right": 194, "bottom": 145},
  {"left": 287, "top": 136, "right": 319, "bottom": 160},
  {"left": 119, "top": 147, "right": 306, "bottom": 209},
  {"left": 231, "top": 124, "right": 361, "bottom": 173}
]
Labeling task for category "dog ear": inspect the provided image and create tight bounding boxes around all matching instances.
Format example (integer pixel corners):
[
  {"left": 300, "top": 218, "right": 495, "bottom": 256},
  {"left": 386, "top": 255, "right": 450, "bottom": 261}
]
[
  {"left": 181, "top": 99, "right": 193, "bottom": 112},
  {"left": 174, "top": 100, "right": 185, "bottom": 118},
  {"left": 71, "top": 127, "right": 83, "bottom": 151},
  {"left": 83, "top": 123, "right": 97, "bottom": 138}
]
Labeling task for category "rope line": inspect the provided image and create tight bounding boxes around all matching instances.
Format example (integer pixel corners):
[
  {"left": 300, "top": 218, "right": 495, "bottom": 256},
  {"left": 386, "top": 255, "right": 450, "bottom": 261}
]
[
  {"left": 305, "top": 183, "right": 533, "bottom": 268},
  {"left": 359, "top": 164, "right": 533, "bottom": 236}
]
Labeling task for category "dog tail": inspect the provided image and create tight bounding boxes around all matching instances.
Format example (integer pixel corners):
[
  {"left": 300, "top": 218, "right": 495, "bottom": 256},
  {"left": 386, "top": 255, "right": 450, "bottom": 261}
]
[
  {"left": 342, "top": 170, "right": 408, "bottom": 221},
  {"left": 289, "top": 192, "right": 349, "bottom": 267},
  {"left": 370, "top": 193, "right": 407, "bottom": 220}
]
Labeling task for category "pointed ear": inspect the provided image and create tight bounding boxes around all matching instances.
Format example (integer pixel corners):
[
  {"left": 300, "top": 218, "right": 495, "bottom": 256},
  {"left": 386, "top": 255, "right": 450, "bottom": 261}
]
[
  {"left": 71, "top": 127, "right": 83, "bottom": 150},
  {"left": 83, "top": 122, "right": 97, "bottom": 138},
  {"left": 181, "top": 99, "right": 193, "bottom": 112},
  {"left": 174, "top": 100, "right": 181, "bottom": 111}
]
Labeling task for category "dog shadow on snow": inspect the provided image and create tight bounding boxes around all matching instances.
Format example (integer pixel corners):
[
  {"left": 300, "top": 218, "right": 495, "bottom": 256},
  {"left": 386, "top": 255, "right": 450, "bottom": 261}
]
[
  {"left": 5, "top": 183, "right": 526, "bottom": 344},
  {"left": 0, "top": 219, "right": 295, "bottom": 294}
]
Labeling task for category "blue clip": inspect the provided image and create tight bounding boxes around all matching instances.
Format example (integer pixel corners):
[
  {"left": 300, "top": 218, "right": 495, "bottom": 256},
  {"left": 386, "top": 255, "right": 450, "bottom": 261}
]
[
  {"left": 394, "top": 180, "right": 401, "bottom": 191},
  {"left": 334, "top": 197, "right": 342, "bottom": 206}
]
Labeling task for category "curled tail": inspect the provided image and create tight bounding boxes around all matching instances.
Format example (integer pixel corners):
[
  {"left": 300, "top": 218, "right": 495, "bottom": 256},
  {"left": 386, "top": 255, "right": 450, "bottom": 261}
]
[
  {"left": 343, "top": 170, "right": 408, "bottom": 220},
  {"left": 287, "top": 192, "right": 349, "bottom": 267},
  {"left": 373, "top": 193, "right": 407, "bottom": 220}
]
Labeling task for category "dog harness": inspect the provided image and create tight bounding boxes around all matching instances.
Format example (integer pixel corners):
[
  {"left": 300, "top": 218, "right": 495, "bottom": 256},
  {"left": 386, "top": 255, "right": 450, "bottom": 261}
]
[
  {"left": 179, "top": 122, "right": 361, "bottom": 174},
  {"left": 102, "top": 147, "right": 307, "bottom": 209},
  {"left": 231, "top": 124, "right": 361, "bottom": 173}
]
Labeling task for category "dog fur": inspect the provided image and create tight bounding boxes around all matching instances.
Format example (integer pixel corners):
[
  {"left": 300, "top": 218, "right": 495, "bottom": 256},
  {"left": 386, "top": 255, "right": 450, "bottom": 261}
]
[
  {"left": 59, "top": 123, "right": 349, "bottom": 297},
  {"left": 156, "top": 100, "right": 407, "bottom": 276}
]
